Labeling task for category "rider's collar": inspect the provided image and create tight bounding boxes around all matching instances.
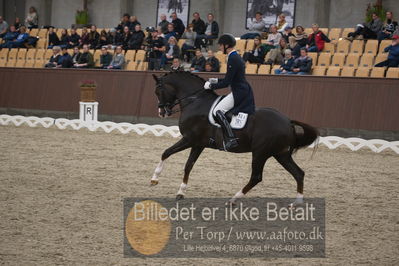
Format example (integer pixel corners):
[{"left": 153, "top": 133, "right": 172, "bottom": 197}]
[{"left": 228, "top": 50, "right": 237, "bottom": 57}]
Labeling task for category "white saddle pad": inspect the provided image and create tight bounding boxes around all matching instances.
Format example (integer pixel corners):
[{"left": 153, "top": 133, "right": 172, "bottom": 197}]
[{"left": 208, "top": 96, "right": 249, "bottom": 129}]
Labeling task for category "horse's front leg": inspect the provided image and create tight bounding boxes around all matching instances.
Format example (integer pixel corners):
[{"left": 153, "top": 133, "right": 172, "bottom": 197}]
[
  {"left": 151, "top": 138, "right": 191, "bottom": 185},
  {"left": 176, "top": 146, "right": 204, "bottom": 200}
]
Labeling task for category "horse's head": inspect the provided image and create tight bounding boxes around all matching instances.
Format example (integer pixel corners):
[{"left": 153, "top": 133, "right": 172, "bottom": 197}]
[{"left": 152, "top": 74, "right": 176, "bottom": 118}]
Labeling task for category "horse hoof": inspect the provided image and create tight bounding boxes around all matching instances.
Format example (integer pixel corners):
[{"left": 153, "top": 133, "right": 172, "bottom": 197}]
[
  {"left": 176, "top": 194, "right": 184, "bottom": 200},
  {"left": 150, "top": 180, "right": 159, "bottom": 186}
]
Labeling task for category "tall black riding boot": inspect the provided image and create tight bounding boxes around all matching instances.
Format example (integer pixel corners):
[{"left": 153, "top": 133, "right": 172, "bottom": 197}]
[{"left": 215, "top": 110, "right": 239, "bottom": 151}]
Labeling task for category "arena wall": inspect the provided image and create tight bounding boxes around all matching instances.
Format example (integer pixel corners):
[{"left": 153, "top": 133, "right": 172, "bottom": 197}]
[{"left": 0, "top": 68, "right": 398, "bottom": 137}]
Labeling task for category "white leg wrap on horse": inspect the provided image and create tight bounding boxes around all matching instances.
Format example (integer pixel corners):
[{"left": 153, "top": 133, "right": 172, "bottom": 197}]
[
  {"left": 177, "top": 183, "right": 187, "bottom": 195},
  {"left": 230, "top": 190, "right": 244, "bottom": 203},
  {"left": 295, "top": 193, "right": 304, "bottom": 204},
  {"left": 151, "top": 160, "right": 164, "bottom": 181}
]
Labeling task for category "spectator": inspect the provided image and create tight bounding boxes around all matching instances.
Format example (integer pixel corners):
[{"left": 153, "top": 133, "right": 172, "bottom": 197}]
[
  {"left": 68, "top": 28, "right": 80, "bottom": 48},
  {"left": 195, "top": 13, "right": 219, "bottom": 48},
  {"left": 307, "top": 23, "right": 330, "bottom": 52},
  {"left": 347, "top": 12, "right": 383, "bottom": 40},
  {"left": 14, "top": 17, "right": 22, "bottom": 31},
  {"left": 378, "top": 11, "right": 398, "bottom": 41},
  {"left": 205, "top": 50, "right": 220, "bottom": 72},
  {"left": 25, "top": 6, "right": 38, "bottom": 29},
  {"left": 129, "top": 24, "right": 145, "bottom": 50},
  {"left": 4, "top": 26, "right": 29, "bottom": 48},
  {"left": 191, "top": 12, "right": 206, "bottom": 35},
  {"left": 277, "top": 13, "right": 289, "bottom": 33},
  {"left": 181, "top": 24, "right": 197, "bottom": 62},
  {"left": 158, "top": 14, "right": 169, "bottom": 34},
  {"left": 79, "top": 27, "right": 90, "bottom": 47},
  {"left": 0, "top": 25, "right": 19, "bottom": 48},
  {"left": 243, "top": 36, "right": 267, "bottom": 64},
  {"left": 116, "top": 13, "right": 131, "bottom": 33},
  {"left": 45, "top": 46, "right": 62, "bottom": 68},
  {"left": 274, "top": 49, "right": 295, "bottom": 74},
  {"left": 74, "top": 44, "right": 94, "bottom": 68},
  {"left": 47, "top": 27, "right": 60, "bottom": 49},
  {"left": 190, "top": 49, "right": 206, "bottom": 72},
  {"left": 241, "top": 12, "right": 265, "bottom": 39},
  {"left": 204, "top": 62, "right": 213, "bottom": 72},
  {"left": 171, "top": 12, "right": 185, "bottom": 37},
  {"left": 59, "top": 29, "right": 70, "bottom": 49},
  {"left": 161, "top": 36, "right": 180, "bottom": 69},
  {"left": 0, "top": 16, "right": 9, "bottom": 38},
  {"left": 121, "top": 26, "right": 132, "bottom": 50},
  {"left": 157, "top": 26, "right": 165, "bottom": 38},
  {"left": 281, "top": 26, "right": 295, "bottom": 46},
  {"left": 375, "top": 35, "right": 399, "bottom": 67},
  {"left": 265, "top": 38, "right": 289, "bottom": 65},
  {"left": 261, "top": 25, "right": 282, "bottom": 55},
  {"left": 98, "top": 29, "right": 109, "bottom": 48},
  {"left": 164, "top": 23, "right": 178, "bottom": 42},
  {"left": 108, "top": 28, "right": 122, "bottom": 48},
  {"left": 170, "top": 57, "right": 184, "bottom": 71},
  {"left": 71, "top": 46, "right": 81, "bottom": 64},
  {"left": 128, "top": 16, "right": 141, "bottom": 31},
  {"left": 57, "top": 47, "right": 73, "bottom": 68},
  {"left": 108, "top": 46, "right": 125, "bottom": 69},
  {"left": 290, "top": 25, "right": 308, "bottom": 57},
  {"left": 286, "top": 48, "right": 312, "bottom": 75},
  {"left": 99, "top": 47, "right": 112, "bottom": 68},
  {"left": 88, "top": 25, "right": 100, "bottom": 49},
  {"left": 146, "top": 29, "right": 165, "bottom": 70}
]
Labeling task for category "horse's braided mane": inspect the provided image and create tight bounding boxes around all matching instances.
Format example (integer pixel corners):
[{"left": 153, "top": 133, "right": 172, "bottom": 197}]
[{"left": 160, "top": 70, "right": 205, "bottom": 83}]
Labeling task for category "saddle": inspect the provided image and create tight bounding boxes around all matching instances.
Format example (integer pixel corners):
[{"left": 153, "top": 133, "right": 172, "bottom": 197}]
[{"left": 208, "top": 96, "right": 249, "bottom": 130}]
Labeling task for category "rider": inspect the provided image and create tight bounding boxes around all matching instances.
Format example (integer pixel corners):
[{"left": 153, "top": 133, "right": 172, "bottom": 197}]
[{"left": 204, "top": 34, "right": 256, "bottom": 151}]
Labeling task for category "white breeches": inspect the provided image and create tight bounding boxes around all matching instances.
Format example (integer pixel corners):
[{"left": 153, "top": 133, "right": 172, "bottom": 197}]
[{"left": 213, "top": 93, "right": 235, "bottom": 116}]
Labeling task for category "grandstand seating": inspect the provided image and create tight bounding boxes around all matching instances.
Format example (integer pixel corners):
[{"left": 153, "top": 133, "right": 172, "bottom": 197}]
[{"left": 0, "top": 27, "right": 396, "bottom": 78}]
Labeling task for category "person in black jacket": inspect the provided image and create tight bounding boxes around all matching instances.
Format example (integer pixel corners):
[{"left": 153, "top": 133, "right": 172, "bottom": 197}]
[
  {"left": 195, "top": 13, "right": 219, "bottom": 48},
  {"left": 99, "top": 47, "right": 113, "bottom": 68},
  {"left": 68, "top": 28, "right": 80, "bottom": 48},
  {"left": 59, "top": 29, "right": 70, "bottom": 49},
  {"left": 243, "top": 36, "right": 267, "bottom": 64},
  {"left": 171, "top": 12, "right": 185, "bottom": 37},
  {"left": 287, "top": 48, "right": 312, "bottom": 75},
  {"left": 57, "top": 47, "right": 73, "bottom": 68},
  {"left": 108, "top": 28, "right": 122, "bottom": 48},
  {"left": 98, "top": 29, "right": 109, "bottom": 49},
  {"left": 191, "top": 12, "right": 206, "bottom": 35},
  {"left": 190, "top": 49, "right": 206, "bottom": 72},
  {"left": 129, "top": 24, "right": 145, "bottom": 50},
  {"left": 128, "top": 16, "right": 141, "bottom": 31},
  {"left": 88, "top": 25, "right": 100, "bottom": 49},
  {"left": 121, "top": 26, "right": 132, "bottom": 50},
  {"left": 116, "top": 13, "right": 131, "bottom": 33},
  {"left": 47, "top": 27, "right": 60, "bottom": 49},
  {"left": 206, "top": 50, "right": 220, "bottom": 72},
  {"left": 275, "top": 49, "right": 295, "bottom": 74},
  {"left": 71, "top": 46, "right": 81, "bottom": 64},
  {"left": 45, "top": 46, "right": 62, "bottom": 68},
  {"left": 161, "top": 36, "right": 180, "bottom": 69},
  {"left": 158, "top": 14, "right": 169, "bottom": 34},
  {"left": 203, "top": 34, "right": 256, "bottom": 151}
]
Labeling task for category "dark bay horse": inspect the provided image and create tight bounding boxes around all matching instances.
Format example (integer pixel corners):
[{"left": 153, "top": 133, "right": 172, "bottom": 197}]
[{"left": 150, "top": 71, "right": 318, "bottom": 205}]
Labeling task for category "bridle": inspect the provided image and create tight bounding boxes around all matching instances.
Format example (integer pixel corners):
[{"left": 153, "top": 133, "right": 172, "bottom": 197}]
[{"left": 156, "top": 81, "right": 204, "bottom": 116}]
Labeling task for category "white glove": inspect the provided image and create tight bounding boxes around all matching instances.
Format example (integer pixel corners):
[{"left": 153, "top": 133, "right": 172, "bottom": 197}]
[
  {"left": 209, "top": 78, "right": 218, "bottom": 84},
  {"left": 204, "top": 81, "right": 212, "bottom": 90}
]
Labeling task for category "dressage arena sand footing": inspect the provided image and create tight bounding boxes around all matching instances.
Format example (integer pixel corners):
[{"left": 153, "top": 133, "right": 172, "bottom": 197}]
[{"left": 0, "top": 125, "right": 398, "bottom": 265}]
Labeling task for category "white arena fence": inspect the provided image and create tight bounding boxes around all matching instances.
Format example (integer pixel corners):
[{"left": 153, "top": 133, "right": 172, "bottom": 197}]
[{"left": 1, "top": 114, "right": 398, "bottom": 155}]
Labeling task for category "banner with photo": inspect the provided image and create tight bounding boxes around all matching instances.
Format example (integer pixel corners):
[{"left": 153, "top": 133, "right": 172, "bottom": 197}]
[
  {"left": 156, "top": 0, "right": 190, "bottom": 27},
  {"left": 246, "top": 0, "right": 296, "bottom": 30}
]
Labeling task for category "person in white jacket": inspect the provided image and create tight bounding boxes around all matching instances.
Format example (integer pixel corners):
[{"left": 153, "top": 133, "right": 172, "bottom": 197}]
[
  {"left": 277, "top": 13, "right": 289, "bottom": 33},
  {"left": 241, "top": 12, "right": 266, "bottom": 39}
]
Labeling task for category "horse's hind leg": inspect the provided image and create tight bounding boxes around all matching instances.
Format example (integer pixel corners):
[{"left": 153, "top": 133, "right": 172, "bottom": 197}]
[
  {"left": 274, "top": 152, "right": 305, "bottom": 206},
  {"left": 151, "top": 138, "right": 191, "bottom": 185},
  {"left": 176, "top": 146, "right": 204, "bottom": 200},
  {"left": 229, "top": 153, "right": 269, "bottom": 204}
]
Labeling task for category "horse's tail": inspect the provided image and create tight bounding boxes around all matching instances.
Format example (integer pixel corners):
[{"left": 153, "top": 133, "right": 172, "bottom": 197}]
[{"left": 290, "top": 120, "right": 319, "bottom": 155}]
